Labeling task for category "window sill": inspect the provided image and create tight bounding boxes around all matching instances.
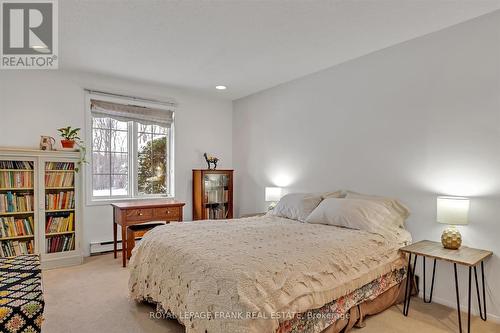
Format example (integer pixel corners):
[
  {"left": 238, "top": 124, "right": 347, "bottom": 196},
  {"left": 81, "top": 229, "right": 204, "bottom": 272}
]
[{"left": 86, "top": 195, "right": 174, "bottom": 207}]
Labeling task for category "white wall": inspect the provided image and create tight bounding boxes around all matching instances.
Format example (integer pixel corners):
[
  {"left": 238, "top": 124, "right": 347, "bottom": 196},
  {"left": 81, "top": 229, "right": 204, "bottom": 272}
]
[
  {"left": 0, "top": 70, "right": 233, "bottom": 255},
  {"left": 233, "top": 11, "right": 500, "bottom": 319}
]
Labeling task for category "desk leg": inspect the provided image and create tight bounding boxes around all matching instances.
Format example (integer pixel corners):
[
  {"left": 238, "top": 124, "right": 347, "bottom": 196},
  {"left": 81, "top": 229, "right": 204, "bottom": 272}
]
[
  {"left": 113, "top": 212, "right": 117, "bottom": 259},
  {"left": 121, "top": 226, "right": 127, "bottom": 268}
]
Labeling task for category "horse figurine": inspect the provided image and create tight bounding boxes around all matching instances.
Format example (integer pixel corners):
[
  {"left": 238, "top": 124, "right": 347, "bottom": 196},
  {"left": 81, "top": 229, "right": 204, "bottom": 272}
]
[{"left": 204, "top": 153, "right": 219, "bottom": 170}]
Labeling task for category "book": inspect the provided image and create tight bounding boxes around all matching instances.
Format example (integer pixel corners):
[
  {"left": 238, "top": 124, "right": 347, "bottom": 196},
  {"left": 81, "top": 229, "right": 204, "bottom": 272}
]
[
  {"left": 0, "top": 170, "right": 33, "bottom": 188},
  {"left": 0, "top": 160, "right": 33, "bottom": 169},
  {"left": 0, "top": 216, "right": 34, "bottom": 238},
  {"left": 45, "top": 213, "right": 74, "bottom": 233},
  {"left": 0, "top": 239, "right": 33, "bottom": 256},
  {"left": 45, "top": 172, "right": 74, "bottom": 187},
  {"left": 46, "top": 234, "right": 75, "bottom": 253},
  {"left": 0, "top": 192, "right": 34, "bottom": 213},
  {"left": 45, "top": 191, "right": 75, "bottom": 210},
  {"left": 45, "top": 162, "right": 75, "bottom": 170}
]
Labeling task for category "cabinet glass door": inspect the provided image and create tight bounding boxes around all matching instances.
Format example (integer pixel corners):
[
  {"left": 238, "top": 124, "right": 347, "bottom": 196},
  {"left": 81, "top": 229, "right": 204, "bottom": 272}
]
[
  {"left": 0, "top": 160, "right": 35, "bottom": 257},
  {"left": 204, "top": 173, "right": 229, "bottom": 219},
  {"left": 44, "top": 161, "right": 76, "bottom": 253}
]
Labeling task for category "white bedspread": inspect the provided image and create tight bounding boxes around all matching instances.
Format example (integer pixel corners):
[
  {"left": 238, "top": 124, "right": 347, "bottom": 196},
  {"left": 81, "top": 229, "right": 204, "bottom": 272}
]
[{"left": 129, "top": 215, "right": 411, "bottom": 333}]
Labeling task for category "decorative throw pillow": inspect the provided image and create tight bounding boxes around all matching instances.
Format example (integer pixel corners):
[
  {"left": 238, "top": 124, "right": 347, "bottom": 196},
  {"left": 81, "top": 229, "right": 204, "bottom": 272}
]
[
  {"left": 305, "top": 198, "right": 398, "bottom": 234},
  {"left": 344, "top": 191, "right": 410, "bottom": 228},
  {"left": 269, "top": 193, "right": 323, "bottom": 222}
]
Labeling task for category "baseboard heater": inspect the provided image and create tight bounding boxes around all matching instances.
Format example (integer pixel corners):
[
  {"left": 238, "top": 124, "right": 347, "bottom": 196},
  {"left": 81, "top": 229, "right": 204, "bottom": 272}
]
[{"left": 90, "top": 238, "right": 142, "bottom": 255}]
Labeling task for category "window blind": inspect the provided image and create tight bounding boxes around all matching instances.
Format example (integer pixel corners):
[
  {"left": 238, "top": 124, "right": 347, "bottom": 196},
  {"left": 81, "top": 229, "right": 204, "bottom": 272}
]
[{"left": 91, "top": 99, "right": 174, "bottom": 127}]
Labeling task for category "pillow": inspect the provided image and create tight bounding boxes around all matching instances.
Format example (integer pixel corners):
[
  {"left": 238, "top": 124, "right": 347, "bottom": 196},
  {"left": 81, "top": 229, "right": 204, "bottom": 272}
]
[
  {"left": 344, "top": 191, "right": 410, "bottom": 228},
  {"left": 320, "top": 190, "right": 344, "bottom": 199},
  {"left": 269, "top": 193, "right": 323, "bottom": 222},
  {"left": 305, "top": 198, "right": 398, "bottom": 234}
]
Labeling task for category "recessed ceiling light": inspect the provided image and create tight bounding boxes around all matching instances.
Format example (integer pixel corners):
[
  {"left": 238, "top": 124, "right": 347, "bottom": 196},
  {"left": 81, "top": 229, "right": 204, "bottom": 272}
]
[{"left": 215, "top": 85, "right": 227, "bottom": 90}]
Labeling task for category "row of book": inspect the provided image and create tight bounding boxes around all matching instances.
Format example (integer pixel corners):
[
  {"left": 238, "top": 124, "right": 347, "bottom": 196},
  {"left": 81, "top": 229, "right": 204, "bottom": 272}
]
[
  {"left": 45, "top": 172, "right": 74, "bottom": 188},
  {"left": 205, "top": 205, "right": 229, "bottom": 220},
  {"left": 0, "top": 216, "right": 34, "bottom": 238},
  {"left": 46, "top": 213, "right": 74, "bottom": 233},
  {"left": 0, "top": 192, "right": 34, "bottom": 213},
  {"left": 45, "top": 191, "right": 75, "bottom": 210},
  {"left": 204, "top": 189, "right": 229, "bottom": 204},
  {"left": 47, "top": 234, "right": 75, "bottom": 253},
  {"left": 0, "top": 160, "right": 33, "bottom": 170},
  {"left": 0, "top": 170, "right": 33, "bottom": 189},
  {"left": 45, "top": 162, "right": 75, "bottom": 170},
  {"left": 0, "top": 239, "right": 33, "bottom": 257}
]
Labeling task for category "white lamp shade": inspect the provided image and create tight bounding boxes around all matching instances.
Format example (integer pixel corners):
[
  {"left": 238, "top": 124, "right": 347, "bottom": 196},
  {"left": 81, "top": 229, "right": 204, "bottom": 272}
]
[
  {"left": 265, "top": 187, "right": 282, "bottom": 202},
  {"left": 437, "top": 196, "right": 469, "bottom": 225}
]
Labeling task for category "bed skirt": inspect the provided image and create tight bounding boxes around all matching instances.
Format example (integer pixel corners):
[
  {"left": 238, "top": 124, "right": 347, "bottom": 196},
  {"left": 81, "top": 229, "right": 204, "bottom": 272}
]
[
  {"left": 319, "top": 278, "right": 410, "bottom": 333},
  {"left": 277, "top": 267, "right": 412, "bottom": 333},
  {"left": 143, "top": 267, "right": 415, "bottom": 333}
]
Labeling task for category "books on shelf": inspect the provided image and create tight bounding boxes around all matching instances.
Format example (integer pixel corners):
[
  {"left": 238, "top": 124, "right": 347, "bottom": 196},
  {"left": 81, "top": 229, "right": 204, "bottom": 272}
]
[
  {"left": 0, "top": 160, "right": 33, "bottom": 170},
  {"left": 45, "top": 172, "right": 74, "bottom": 188},
  {"left": 0, "top": 170, "right": 33, "bottom": 189},
  {"left": 0, "top": 192, "right": 34, "bottom": 213},
  {"left": 46, "top": 213, "right": 74, "bottom": 233},
  {"left": 205, "top": 204, "right": 228, "bottom": 219},
  {"left": 46, "top": 234, "right": 75, "bottom": 253},
  {"left": 45, "top": 191, "right": 75, "bottom": 210},
  {"left": 204, "top": 189, "right": 229, "bottom": 204},
  {"left": 0, "top": 239, "right": 33, "bottom": 256},
  {"left": 45, "top": 162, "right": 74, "bottom": 170},
  {"left": 0, "top": 216, "right": 34, "bottom": 238}
]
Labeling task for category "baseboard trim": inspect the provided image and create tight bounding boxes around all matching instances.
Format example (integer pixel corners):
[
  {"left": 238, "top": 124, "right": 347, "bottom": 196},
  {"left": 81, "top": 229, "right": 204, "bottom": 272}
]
[
  {"left": 90, "top": 238, "right": 142, "bottom": 255},
  {"left": 42, "top": 255, "right": 83, "bottom": 270},
  {"left": 418, "top": 291, "right": 500, "bottom": 323}
]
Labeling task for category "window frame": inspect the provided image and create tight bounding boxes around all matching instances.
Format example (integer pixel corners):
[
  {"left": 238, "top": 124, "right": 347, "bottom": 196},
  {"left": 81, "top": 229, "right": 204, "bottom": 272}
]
[{"left": 85, "top": 92, "right": 175, "bottom": 206}]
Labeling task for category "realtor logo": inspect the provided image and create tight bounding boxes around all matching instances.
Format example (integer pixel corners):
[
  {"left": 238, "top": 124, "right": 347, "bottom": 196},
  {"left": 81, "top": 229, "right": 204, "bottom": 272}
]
[{"left": 1, "top": 0, "right": 58, "bottom": 69}]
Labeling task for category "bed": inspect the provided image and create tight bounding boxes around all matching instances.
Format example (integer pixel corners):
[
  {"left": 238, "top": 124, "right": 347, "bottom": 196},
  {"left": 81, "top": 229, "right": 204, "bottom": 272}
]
[{"left": 129, "top": 195, "right": 412, "bottom": 333}]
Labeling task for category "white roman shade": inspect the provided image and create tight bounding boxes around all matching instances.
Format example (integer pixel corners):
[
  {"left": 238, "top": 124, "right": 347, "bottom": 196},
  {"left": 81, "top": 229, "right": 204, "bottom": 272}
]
[{"left": 91, "top": 99, "right": 174, "bottom": 127}]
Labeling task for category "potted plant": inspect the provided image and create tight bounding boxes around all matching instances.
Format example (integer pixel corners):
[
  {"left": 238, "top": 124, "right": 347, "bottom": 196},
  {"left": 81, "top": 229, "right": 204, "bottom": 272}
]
[{"left": 58, "top": 126, "right": 81, "bottom": 149}]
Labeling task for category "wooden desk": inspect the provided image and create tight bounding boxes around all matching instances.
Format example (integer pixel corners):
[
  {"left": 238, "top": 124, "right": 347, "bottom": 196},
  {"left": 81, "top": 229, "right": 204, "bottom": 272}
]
[
  {"left": 111, "top": 200, "right": 185, "bottom": 267},
  {"left": 399, "top": 240, "right": 492, "bottom": 333}
]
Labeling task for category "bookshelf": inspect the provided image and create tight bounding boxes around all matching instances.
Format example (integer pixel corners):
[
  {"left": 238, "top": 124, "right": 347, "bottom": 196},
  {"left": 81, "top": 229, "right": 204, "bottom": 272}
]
[
  {"left": 0, "top": 148, "right": 82, "bottom": 268},
  {"left": 192, "top": 169, "right": 233, "bottom": 220},
  {"left": 0, "top": 160, "right": 35, "bottom": 257},
  {"left": 44, "top": 161, "right": 76, "bottom": 254}
]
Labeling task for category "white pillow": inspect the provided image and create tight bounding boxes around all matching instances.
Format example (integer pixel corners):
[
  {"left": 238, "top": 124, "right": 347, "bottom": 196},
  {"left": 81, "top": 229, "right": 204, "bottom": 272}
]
[
  {"left": 269, "top": 193, "right": 323, "bottom": 222},
  {"left": 344, "top": 191, "right": 410, "bottom": 228},
  {"left": 305, "top": 198, "right": 400, "bottom": 234}
]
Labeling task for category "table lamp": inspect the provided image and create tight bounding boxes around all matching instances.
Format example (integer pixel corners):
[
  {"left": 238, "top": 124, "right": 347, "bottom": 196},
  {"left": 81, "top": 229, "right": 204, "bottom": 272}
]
[
  {"left": 265, "top": 187, "right": 282, "bottom": 210},
  {"left": 437, "top": 196, "right": 469, "bottom": 250}
]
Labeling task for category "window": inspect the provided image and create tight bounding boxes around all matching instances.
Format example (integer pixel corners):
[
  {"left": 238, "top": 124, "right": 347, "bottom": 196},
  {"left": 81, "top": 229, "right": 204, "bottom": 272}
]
[{"left": 86, "top": 92, "right": 175, "bottom": 202}]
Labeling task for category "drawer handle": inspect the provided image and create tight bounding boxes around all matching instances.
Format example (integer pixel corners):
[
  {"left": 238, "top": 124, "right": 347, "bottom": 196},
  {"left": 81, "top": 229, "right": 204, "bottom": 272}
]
[
  {"left": 138, "top": 212, "right": 143, "bottom": 216},
  {"left": 166, "top": 210, "right": 170, "bottom": 214}
]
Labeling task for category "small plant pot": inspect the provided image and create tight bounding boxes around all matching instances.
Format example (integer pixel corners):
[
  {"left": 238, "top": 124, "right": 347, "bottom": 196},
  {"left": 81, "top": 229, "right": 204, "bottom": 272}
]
[{"left": 61, "top": 140, "right": 75, "bottom": 149}]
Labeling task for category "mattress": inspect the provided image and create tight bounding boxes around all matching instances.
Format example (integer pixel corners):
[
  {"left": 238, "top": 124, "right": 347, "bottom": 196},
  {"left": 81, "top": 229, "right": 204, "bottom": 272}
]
[{"left": 129, "top": 215, "right": 411, "bottom": 333}]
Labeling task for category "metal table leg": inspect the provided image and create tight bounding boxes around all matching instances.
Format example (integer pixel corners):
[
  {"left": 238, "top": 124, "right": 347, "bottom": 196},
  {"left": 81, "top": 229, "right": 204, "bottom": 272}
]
[
  {"left": 403, "top": 253, "right": 417, "bottom": 316},
  {"left": 423, "top": 257, "right": 437, "bottom": 303},
  {"left": 474, "top": 261, "right": 487, "bottom": 321},
  {"left": 454, "top": 263, "right": 463, "bottom": 333}
]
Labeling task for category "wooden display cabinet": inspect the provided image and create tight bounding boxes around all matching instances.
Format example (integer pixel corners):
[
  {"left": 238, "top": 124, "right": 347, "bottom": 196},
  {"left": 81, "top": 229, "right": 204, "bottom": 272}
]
[{"left": 192, "top": 169, "right": 233, "bottom": 220}]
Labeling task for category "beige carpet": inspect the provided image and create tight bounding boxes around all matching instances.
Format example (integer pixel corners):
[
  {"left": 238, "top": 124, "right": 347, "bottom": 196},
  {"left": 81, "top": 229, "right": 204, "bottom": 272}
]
[{"left": 42, "top": 253, "right": 499, "bottom": 333}]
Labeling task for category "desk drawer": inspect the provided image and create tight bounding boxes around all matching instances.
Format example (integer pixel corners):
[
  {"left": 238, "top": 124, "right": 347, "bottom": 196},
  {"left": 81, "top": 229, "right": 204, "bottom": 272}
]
[
  {"left": 125, "top": 208, "right": 153, "bottom": 221},
  {"left": 154, "top": 207, "right": 181, "bottom": 220}
]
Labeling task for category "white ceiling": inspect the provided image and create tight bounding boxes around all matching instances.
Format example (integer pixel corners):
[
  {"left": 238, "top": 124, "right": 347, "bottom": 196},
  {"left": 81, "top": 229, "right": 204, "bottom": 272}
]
[{"left": 61, "top": 1, "right": 500, "bottom": 100}]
